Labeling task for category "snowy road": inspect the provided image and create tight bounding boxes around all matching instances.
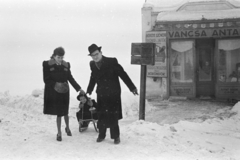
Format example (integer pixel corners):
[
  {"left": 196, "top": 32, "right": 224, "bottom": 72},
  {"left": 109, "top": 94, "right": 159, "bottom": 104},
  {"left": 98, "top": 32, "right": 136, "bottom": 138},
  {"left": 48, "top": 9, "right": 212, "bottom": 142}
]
[{"left": 0, "top": 92, "right": 240, "bottom": 160}]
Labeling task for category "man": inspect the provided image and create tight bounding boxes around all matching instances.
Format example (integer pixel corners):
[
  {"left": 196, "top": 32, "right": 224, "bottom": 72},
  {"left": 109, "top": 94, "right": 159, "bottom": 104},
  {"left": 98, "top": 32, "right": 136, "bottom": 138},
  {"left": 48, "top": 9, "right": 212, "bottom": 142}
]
[{"left": 86, "top": 44, "right": 138, "bottom": 144}]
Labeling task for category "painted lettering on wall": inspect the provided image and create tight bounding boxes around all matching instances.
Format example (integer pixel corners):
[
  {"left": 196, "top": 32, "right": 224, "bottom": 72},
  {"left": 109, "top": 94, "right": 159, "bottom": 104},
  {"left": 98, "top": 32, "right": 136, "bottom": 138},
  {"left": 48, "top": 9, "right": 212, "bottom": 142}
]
[
  {"left": 146, "top": 32, "right": 167, "bottom": 38},
  {"left": 146, "top": 31, "right": 167, "bottom": 77},
  {"left": 172, "top": 87, "right": 193, "bottom": 96},
  {"left": 219, "top": 87, "right": 240, "bottom": 94},
  {"left": 168, "top": 28, "right": 240, "bottom": 38}
]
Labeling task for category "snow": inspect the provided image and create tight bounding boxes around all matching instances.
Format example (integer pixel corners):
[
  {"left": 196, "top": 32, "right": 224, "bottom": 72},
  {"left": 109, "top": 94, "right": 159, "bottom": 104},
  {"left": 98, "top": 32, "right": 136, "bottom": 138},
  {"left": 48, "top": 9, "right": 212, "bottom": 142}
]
[
  {"left": 0, "top": 90, "right": 240, "bottom": 160},
  {"left": 157, "top": 9, "right": 240, "bottom": 22},
  {"left": 144, "top": 0, "right": 240, "bottom": 8},
  {"left": 143, "top": 0, "right": 185, "bottom": 8},
  {"left": 143, "top": 0, "right": 186, "bottom": 12},
  {"left": 232, "top": 101, "right": 240, "bottom": 117},
  {"left": 143, "top": 0, "right": 240, "bottom": 13}
]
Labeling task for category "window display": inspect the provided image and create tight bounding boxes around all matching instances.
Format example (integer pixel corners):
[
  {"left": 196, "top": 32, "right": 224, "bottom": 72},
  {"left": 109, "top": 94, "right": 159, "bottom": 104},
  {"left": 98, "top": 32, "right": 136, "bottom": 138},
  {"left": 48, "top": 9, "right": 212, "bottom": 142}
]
[
  {"left": 218, "top": 39, "right": 240, "bottom": 83},
  {"left": 170, "top": 41, "right": 194, "bottom": 83}
]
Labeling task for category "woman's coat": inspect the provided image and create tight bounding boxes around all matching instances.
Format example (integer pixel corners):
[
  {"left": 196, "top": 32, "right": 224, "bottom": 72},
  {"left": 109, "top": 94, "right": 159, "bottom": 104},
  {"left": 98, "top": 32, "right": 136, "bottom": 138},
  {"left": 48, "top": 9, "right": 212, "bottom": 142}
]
[
  {"left": 87, "top": 56, "right": 136, "bottom": 127},
  {"left": 43, "top": 59, "right": 80, "bottom": 116}
]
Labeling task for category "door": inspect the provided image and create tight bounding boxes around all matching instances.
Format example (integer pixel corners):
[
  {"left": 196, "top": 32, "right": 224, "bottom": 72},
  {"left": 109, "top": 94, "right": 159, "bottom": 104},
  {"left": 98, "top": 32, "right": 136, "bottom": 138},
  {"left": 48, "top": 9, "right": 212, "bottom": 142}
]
[{"left": 196, "top": 39, "right": 215, "bottom": 98}]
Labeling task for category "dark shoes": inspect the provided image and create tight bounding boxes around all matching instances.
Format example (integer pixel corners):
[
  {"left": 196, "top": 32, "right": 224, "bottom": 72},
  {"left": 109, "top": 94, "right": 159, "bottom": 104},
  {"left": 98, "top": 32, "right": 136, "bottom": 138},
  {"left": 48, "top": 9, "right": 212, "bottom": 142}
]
[
  {"left": 65, "top": 128, "right": 72, "bottom": 136},
  {"left": 96, "top": 138, "right": 105, "bottom": 142},
  {"left": 56, "top": 128, "right": 72, "bottom": 141},
  {"left": 114, "top": 137, "right": 120, "bottom": 144},
  {"left": 96, "top": 137, "right": 120, "bottom": 144},
  {"left": 56, "top": 134, "right": 62, "bottom": 141}
]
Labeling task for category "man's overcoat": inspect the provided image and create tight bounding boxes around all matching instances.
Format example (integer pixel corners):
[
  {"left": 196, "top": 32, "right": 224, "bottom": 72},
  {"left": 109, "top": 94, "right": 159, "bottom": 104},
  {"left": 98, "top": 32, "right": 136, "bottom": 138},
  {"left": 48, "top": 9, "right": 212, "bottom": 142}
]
[
  {"left": 43, "top": 59, "right": 80, "bottom": 116},
  {"left": 87, "top": 56, "right": 136, "bottom": 127}
]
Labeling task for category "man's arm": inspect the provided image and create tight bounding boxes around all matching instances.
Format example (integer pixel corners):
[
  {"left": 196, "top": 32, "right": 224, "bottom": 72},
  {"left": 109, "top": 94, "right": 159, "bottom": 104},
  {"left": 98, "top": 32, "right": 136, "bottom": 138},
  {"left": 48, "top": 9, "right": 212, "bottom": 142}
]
[{"left": 113, "top": 58, "right": 138, "bottom": 95}]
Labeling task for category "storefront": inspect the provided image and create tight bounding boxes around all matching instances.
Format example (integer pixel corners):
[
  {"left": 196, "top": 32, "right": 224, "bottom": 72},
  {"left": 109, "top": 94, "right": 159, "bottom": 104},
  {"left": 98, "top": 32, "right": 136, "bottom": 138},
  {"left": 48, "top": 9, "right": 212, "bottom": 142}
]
[{"left": 142, "top": 0, "right": 240, "bottom": 100}]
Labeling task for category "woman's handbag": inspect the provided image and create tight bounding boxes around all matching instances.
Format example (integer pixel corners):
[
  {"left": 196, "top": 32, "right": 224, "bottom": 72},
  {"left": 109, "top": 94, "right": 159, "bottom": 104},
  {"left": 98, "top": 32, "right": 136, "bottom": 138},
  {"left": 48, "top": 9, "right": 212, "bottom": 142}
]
[{"left": 54, "top": 82, "right": 69, "bottom": 93}]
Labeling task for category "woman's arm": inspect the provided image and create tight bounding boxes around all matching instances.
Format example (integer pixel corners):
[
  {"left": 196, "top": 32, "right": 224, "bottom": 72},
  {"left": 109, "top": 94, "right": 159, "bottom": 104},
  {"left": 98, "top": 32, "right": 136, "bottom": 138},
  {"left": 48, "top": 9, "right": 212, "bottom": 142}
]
[{"left": 67, "top": 62, "right": 81, "bottom": 92}]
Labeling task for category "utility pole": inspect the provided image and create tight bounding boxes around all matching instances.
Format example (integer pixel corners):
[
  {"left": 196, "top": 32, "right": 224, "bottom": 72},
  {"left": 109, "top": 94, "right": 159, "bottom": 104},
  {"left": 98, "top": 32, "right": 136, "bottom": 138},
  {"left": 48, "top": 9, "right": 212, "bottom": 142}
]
[
  {"left": 139, "top": 65, "right": 146, "bottom": 120},
  {"left": 131, "top": 43, "right": 155, "bottom": 120}
]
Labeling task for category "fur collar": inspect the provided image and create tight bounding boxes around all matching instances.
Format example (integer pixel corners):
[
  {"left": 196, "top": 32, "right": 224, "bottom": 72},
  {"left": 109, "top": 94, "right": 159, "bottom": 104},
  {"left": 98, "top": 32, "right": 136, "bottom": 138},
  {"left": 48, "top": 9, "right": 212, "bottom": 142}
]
[{"left": 48, "top": 59, "right": 68, "bottom": 68}]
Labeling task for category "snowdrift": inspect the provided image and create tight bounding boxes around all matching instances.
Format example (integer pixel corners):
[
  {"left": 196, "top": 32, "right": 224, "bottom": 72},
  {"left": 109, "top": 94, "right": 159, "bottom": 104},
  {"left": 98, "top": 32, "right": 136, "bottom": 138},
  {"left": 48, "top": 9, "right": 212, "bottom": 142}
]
[{"left": 0, "top": 90, "right": 240, "bottom": 160}]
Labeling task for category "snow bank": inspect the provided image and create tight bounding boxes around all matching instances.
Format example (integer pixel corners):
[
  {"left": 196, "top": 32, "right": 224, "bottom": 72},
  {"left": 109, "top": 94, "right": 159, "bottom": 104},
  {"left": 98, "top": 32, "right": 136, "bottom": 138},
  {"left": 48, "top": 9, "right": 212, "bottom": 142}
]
[
  {"left": 0, "top": 90, "right": 43, "bottom": 115},
  {"left": 232, "top": 101, "right": 240, "bottom": 116},
  {"left": 121, "top": 91, "right": 156, "bottom": 117},
  {"left": 1, "top": 91, "right": 240, "bottom": 160},
  {"left": 32, "top": 89, "right": 43, "bottom": 98}
]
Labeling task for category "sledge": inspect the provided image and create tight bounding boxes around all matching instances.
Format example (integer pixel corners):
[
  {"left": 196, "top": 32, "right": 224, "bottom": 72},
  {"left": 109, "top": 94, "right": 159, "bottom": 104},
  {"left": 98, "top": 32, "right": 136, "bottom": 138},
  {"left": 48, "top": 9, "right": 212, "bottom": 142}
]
[{"left": 78, "top": 108, "right": 98, "bottom": 133}]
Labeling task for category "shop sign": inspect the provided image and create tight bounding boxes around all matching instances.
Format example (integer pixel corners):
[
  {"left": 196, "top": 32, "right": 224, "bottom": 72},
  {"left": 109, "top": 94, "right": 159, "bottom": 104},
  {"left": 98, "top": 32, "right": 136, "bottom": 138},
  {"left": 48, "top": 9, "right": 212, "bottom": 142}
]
[
  {"left": 146, "top": 31, "right": 167, "bottom": 77},
  {"left": 131, "top": 43, "right": 155, "bottom": 65},
  {"left": 218, "top": 87, "right": 240, "bottom": 94},
  {"left": 168, "top": 28, "right": 240, "bottom": 39},
  {"left": 171, "top": 86, "right": 194, "bottom": 96}
]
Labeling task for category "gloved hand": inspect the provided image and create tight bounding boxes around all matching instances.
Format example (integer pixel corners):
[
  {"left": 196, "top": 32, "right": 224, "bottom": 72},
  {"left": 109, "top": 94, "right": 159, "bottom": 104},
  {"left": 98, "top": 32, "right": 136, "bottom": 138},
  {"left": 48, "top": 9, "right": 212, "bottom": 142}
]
[
  {"left": 79, "top": 89, "right": 85, "bottom": 95},
  {"left": 131, "top": 88, "right": 138, "bottom": 95},
  {"left": 79, "top": 103, "right": 84, "bottom": 109}
]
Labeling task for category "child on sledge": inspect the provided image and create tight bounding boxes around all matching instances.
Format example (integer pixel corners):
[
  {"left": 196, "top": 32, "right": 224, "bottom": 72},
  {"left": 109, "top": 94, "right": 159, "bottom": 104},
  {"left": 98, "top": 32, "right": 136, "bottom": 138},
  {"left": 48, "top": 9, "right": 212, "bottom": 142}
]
[{"left": 76, "top": 93, "right": 98, "bottom": 130}]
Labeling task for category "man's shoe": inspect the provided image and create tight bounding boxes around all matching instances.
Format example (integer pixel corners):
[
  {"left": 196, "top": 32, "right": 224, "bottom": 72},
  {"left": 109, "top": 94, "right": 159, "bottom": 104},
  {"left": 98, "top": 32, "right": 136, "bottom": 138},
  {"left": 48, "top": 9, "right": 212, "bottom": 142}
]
[
  {"left": 114, "top": 137, "right": 120, "bottom": 144},
  {"left": 56, "top": 134, "right": 62, "bottom": 141},
  {"left": 96, "top": 138, "right": 104, "bottom": 142}
]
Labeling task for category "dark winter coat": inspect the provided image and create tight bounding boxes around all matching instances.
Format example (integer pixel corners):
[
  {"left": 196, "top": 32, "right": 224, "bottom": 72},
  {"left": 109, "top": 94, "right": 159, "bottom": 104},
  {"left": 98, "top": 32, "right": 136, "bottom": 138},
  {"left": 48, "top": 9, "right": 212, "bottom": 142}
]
[
  {"left": 87, "top": 56, "right": 136, "bottom": 127},
  {"left": 76, "top": 99, "right": 98, "bottom": 121},
  {"left": 43, "top": 59, "right": 81, "bottom": 116}
]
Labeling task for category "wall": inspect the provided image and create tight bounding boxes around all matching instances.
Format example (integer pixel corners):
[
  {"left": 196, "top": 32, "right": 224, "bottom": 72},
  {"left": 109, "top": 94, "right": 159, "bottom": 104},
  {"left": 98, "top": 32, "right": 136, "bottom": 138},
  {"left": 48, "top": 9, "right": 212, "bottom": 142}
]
[{"left": 142, "top": 7, "right": 168, "bottom": 100}]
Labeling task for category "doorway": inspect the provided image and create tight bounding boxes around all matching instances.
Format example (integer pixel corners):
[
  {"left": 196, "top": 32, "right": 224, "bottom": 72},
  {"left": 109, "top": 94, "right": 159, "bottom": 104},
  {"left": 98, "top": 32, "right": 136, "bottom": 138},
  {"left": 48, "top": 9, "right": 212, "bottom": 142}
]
[{"left": 196, "top": 39, "right": 215, "bottom": 98}]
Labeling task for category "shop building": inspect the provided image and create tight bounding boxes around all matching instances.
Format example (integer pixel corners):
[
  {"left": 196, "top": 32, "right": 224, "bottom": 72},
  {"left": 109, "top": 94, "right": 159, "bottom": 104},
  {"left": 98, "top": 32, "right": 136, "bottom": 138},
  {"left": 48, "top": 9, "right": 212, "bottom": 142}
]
[{"left": 142, "top": 0, "right": 240, "bottom": 100}]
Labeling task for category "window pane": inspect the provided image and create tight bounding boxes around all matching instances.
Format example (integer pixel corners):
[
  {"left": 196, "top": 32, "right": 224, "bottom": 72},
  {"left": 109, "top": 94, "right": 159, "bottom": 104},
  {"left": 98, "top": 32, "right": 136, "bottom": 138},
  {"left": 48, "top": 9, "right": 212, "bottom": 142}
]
[
  {"left": 218, "top": 39, "right": 240, "bottom": 83},
  {"left": 170, "top": 41, "right": 194, "bottom": 83}
]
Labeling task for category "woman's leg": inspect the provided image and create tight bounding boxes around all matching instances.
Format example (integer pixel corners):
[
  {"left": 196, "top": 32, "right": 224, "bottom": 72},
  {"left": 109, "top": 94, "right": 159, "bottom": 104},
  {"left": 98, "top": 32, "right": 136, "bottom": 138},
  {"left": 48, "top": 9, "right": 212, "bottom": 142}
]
[
  {"left": 56, "top": 116, "right": 62, "bottom": 135},
  {"left": 64, "top": 115, "right": 70, "bottom": 130},
  {"left": 64, "top": 115, "right": 72, "bottom": 136}
]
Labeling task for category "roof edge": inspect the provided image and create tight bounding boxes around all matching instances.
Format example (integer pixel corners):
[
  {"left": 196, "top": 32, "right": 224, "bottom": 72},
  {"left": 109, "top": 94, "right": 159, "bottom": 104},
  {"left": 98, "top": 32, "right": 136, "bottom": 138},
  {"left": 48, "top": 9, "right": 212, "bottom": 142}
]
[{"left": 143, "top": 0, "right": 240, "bottom": 12}]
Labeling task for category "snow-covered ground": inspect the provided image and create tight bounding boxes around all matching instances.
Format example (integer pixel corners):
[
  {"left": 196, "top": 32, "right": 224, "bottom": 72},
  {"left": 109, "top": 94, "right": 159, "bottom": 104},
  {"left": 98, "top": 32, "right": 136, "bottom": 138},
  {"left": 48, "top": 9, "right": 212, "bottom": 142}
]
[{"left": 0, "top": 90, "right": 240, "bottom": 160}]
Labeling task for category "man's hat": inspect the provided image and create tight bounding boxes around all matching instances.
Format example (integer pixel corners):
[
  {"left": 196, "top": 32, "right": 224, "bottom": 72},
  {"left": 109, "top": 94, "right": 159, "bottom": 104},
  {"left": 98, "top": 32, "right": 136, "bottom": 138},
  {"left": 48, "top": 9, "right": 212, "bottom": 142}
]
[{"left": 88, "top": 44, "right": 102, "bottom": 55}]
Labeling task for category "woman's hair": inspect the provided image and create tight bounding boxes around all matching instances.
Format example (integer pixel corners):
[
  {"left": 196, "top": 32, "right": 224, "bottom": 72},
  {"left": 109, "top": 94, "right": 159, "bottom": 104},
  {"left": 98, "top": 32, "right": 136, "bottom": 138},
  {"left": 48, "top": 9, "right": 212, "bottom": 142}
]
[{"left": 50, "top": 47, "right": 65, "bottom": 59}]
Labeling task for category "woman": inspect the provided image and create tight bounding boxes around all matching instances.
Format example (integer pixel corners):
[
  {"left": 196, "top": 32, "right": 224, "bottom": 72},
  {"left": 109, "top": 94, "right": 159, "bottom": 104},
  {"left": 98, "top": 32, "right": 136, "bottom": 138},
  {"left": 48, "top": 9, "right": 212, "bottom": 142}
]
[{"left": 42, "top": 47, "right": 85, "bottom": 141}]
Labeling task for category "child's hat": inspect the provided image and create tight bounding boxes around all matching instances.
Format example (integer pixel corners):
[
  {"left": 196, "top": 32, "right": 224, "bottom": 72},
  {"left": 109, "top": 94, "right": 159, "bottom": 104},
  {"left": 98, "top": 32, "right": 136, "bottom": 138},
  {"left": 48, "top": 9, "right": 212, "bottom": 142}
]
[{"left": 77, "top": 92, "right": 87, "bottom": 101}]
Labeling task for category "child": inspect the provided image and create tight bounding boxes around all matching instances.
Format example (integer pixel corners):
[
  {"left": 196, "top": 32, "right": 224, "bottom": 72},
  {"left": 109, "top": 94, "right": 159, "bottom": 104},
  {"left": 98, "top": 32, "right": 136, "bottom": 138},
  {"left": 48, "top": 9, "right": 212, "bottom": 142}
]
[{"left": 76, "top": 93, "right": 98, "bottom": 129}]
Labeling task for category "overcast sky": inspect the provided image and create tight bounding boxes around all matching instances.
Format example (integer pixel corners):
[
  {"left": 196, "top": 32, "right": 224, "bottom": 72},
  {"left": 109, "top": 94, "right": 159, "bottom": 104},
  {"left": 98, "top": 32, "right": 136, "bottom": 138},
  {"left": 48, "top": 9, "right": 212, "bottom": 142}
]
[{"left": 0, "top": 0, "right": 187, "bottom": 96}]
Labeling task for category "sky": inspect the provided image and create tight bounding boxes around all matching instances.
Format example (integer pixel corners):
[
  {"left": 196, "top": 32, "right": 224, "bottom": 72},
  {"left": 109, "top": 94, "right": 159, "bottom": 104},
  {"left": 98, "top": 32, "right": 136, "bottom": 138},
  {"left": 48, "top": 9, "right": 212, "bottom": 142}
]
[
  {"left": 0, "top": 0, "right": 206, "bottom": 96},
  {"left": 0, "top": 0, "right": 144, "bottom": 96}
]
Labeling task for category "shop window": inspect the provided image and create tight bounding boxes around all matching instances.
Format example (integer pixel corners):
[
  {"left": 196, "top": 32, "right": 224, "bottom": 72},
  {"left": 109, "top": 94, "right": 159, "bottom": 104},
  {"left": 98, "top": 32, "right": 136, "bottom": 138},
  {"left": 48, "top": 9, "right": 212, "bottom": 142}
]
[
  {"left": 218, "top": 39, "right": 240, "bottom": 83},
  {"left": 170, "top": 41, "right": 194, "bottom": 83}
]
